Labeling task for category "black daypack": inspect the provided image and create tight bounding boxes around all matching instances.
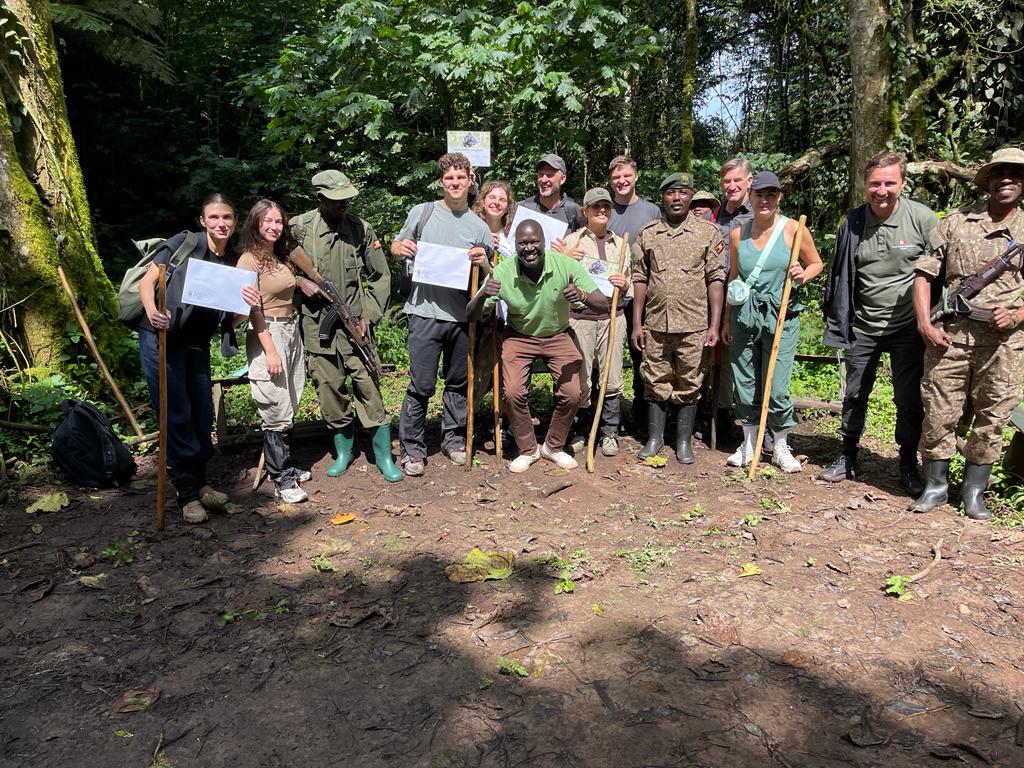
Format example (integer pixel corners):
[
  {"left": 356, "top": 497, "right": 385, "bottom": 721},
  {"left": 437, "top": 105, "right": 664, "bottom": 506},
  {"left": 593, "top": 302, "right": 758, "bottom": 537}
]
[{"left": 51, "top": 400, "right": 136, "bottom": 488}]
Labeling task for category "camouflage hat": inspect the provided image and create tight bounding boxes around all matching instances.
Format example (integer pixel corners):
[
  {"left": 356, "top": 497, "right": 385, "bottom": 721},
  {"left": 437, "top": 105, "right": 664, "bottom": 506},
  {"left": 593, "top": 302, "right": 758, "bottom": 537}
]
[
  {"left": 659, "top": 172, "right": 694, "bottom": 191},
  {"left": 973, "top": 147, "right": 1024, "bottom": 190},
  {"left": 691, "top": 190, "right": 719, "bottom": 205},
  {"left": 312, "top": 170, "right": 359, "bottom": 200},
  {"left": 582, "top": 187, "right": 613, "bottom": 206}
]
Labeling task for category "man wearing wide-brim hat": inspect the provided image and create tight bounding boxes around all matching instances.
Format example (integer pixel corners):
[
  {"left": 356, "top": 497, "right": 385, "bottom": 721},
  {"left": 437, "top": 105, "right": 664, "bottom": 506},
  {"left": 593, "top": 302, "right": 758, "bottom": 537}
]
[{"left": 910, "top": 146, "right": 1024, "bottom": 519}]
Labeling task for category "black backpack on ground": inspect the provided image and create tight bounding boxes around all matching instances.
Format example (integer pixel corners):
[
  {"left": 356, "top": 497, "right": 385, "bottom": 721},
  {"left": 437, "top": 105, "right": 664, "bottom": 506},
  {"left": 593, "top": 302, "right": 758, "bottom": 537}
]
[{"left": 51, "top": 400, "right": 136, "bottom": 488}]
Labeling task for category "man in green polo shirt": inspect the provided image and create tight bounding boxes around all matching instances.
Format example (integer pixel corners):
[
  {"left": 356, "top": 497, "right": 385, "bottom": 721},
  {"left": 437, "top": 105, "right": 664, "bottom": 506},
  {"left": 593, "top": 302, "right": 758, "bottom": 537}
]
[
  {"left": 468, "top": 220, "right": 626, "bottom": 472},
  {"left": 821, "top": 151, "right": 938, "bottom": 494}
]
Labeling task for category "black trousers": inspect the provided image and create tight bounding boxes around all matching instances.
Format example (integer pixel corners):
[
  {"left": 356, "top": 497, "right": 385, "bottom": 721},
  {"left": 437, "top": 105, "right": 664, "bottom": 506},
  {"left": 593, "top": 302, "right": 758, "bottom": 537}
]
[
  {"left": 839, "top": 323, "right": 924, "bottom": 464},
  {"left": 399, "top": 314, "right": 468, "bottom": 462}
]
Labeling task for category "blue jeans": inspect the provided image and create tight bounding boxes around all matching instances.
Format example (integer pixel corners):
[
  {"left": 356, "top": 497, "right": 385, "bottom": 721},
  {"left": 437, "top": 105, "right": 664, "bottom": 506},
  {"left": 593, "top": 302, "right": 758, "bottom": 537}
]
[{"left": 139, "top": 329, "right": 214, "bottom": 505}]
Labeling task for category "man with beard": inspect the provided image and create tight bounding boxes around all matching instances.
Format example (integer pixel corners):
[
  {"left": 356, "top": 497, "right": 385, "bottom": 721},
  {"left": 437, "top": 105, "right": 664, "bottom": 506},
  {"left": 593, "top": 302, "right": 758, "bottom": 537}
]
[{"left": 467, "top": 220, "right": 624, "bottom": 473}]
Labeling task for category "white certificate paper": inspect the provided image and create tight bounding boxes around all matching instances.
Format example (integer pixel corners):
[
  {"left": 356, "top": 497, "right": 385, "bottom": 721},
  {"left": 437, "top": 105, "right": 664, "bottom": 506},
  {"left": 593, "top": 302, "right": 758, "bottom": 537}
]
[
  {"left": 412, "top": 241, "right": 472, "bottom": 290},
  {"left": 506, "top": 207, "right": 569, "bottom": 250},
  {"left": 181, "top": 259, "right": 256, "bottom": 315}
]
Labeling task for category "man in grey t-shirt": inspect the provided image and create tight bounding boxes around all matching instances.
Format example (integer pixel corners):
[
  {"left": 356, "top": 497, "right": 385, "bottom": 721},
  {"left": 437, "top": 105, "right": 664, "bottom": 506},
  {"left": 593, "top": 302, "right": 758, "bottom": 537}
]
[
  {"left": 391, "top": 152, "right": 491, "bottom": 476},
  {"left": 606, "top": 155, "right": 661, "bottom": 434}
]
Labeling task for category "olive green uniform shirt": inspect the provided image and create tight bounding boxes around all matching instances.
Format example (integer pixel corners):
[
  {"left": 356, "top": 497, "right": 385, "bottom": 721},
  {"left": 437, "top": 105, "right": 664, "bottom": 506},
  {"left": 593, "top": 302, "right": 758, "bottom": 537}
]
[
  {"left": 630, "top": 216, "right": 726, "bottom": 333},
  {"left": 290, "top": 210, "right": 391, "bottom": 355},
  {"left": 854, "top": 198, "right": 938, "bottom": 336},
  {"left": 482, "top": 251, "right": 598, "bottom": 337}
]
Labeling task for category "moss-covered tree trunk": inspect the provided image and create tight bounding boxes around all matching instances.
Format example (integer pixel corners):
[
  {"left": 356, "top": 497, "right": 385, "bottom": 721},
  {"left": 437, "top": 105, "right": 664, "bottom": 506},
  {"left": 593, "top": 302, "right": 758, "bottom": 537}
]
[
  {"left": 847, "top": 0, "right": 895, "bottom": 206},
  {"left": 0, "top": 0, "right": 118, "bottom": 372},
  {"left": 677, "top": 0, "right": 698, "bottom": 172}
]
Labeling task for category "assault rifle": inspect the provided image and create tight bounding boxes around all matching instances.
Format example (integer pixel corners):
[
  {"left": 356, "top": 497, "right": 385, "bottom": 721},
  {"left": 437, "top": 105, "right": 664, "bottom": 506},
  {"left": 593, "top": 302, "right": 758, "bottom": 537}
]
[
  {"left": 288, "top": 248, "right": 384, "bottom": 379},
  {"left": 930, "top": 241, "right": 1023, "bottom": 323}
]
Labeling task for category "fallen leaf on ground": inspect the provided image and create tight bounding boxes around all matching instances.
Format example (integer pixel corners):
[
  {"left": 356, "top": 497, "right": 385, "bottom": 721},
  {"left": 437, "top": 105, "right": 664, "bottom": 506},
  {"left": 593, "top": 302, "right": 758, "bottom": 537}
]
[
  {"left": 738, "top": 562, "right": 763, "bottom": 577},
  {"left": 112, "top": 686, "right": 160, "bottom": 713},
  {"left": 445, "top": 548, "right": 514, "bottom": 583},
  {"left": 30, "top": 524, "right": 43, "bottom": 535},
  {"left": 79, "top": 574, "right": 109, "bottom": 589},
  {"left": 26, "top": 492, "right": 70, "bottom": 515},
  {"left": 643, "top": 455, "right": 668, "bottom": 468},
  {"left": 330, "top": 513, "right": 356, "bottom": 525}
]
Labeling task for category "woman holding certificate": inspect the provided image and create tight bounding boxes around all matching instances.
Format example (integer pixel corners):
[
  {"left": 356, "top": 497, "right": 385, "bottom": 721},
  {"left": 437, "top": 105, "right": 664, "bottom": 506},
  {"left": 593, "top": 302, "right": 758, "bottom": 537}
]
[
  {"left": 235, "top": 200, "right": 311, "bottom": 504},
  {"left": 138, "top": 193, "right": 238, "bottom": 524}
]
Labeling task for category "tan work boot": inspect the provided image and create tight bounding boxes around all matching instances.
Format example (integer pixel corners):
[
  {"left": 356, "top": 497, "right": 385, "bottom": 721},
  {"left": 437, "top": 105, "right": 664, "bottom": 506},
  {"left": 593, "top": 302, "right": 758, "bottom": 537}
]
[
  {"left": 199, "top": 485, "right": 230, "bottom": 513},
  {"left": 182, "top": 500, "right": 208, "bottom": 524}
]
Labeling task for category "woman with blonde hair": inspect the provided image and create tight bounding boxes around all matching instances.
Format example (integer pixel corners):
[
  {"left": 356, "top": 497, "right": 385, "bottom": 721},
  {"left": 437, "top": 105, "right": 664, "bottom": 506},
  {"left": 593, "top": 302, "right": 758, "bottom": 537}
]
[{"left": 721, "top": 171, "right": 822, "bottom": 472}]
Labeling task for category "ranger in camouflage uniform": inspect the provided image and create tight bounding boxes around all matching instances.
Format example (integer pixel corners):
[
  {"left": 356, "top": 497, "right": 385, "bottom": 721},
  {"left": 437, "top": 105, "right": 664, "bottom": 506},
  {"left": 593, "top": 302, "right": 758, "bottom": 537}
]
[
  {"left": 291, "top": 170, "right": 402, "bottom": 482},
  {"left": 910, "top": 147, "right": 1024, "bottom": 519},
  {"left": 630, "top": 172, "right": 726, "bottom": 464}
]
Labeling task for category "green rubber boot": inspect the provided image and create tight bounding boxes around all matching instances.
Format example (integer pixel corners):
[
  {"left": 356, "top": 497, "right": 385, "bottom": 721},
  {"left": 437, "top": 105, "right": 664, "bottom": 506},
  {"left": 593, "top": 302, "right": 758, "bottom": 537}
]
[
  {"left": 326, "top": 426, "right": 355, "bottom": 478},
  {"left": 370, "top": 424, "right": 403, "bottom": 483}
]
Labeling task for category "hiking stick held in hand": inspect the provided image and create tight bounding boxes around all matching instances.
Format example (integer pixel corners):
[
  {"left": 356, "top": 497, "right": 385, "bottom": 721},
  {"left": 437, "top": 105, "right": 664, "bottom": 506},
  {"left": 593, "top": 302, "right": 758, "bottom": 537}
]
[
  {"left": 748, "top": 214, "right": 806, "bottom": 480},
  {"left": 465, "top": 264, "right": 481, "bottom": 470},
  {"left": 56, "top": 266, "right": 144, "bottom": 438},
  {"left": 156, "top": 265, "right": 169, "bottom": 530},
  {"left": 586, "top": 233, "right": 629, "bottom": 473},
  {"left": 490, "top": 249, "right": 503, "bottom": 462}
]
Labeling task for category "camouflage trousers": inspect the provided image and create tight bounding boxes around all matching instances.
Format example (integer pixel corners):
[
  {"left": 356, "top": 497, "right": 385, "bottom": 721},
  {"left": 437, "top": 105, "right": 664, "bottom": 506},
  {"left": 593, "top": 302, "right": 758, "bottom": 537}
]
[
  {"left": 920, "top": 321, "right": 1024, "bottom": 464},
  {"left": 641, "top": 329, "right": 708, "bottom": 405}
]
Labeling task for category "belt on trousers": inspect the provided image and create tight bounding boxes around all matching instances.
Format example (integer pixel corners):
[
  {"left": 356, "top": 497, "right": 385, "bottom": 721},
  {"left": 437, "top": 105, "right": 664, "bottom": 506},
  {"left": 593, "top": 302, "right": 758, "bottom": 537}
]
[{"left": 263, "top": 314, "right": 296, "bottom": 323}]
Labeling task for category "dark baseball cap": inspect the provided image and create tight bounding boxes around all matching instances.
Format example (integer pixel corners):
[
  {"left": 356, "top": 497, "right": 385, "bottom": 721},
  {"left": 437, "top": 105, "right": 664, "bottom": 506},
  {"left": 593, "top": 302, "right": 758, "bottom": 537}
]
[
  {"left": 659, "top": 172, "right": 694, "bottom": 191},
  {"left": 536, "top": 154, "right": 567, "bottom": 174},
  {"left": 312, "top": 170, "right": 359, "bottom": 200},
  {"left": 750, "top": 171, "right": 782, "bottom": 191},
  {"left": 583, "top": 187, "right": 612, "bottom": 206}
]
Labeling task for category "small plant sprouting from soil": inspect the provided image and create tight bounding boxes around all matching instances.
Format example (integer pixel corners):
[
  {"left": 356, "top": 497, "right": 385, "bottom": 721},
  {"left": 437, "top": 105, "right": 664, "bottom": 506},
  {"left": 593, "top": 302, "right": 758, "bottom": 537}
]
[{"left": 101, "top": 541, "right": 134, "bottom": 567}]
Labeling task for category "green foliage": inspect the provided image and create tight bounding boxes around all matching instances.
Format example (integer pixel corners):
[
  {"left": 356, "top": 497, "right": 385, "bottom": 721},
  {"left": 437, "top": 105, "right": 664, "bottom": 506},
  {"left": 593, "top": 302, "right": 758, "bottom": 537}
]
[
  {"left": 614, "top": 541, "right": 674, "bottom": 573},
  {"left": 497, "top": 657, "right": 528, "bottom": 677},
  {"left": 101, "top": 540, "right": 134, "bottom": 567},
  {"left": 883, "top": 574, "right": 912, "bottom": 599},
  {"left": 310, "top": 554, "right": 336, "bottom": 573}
]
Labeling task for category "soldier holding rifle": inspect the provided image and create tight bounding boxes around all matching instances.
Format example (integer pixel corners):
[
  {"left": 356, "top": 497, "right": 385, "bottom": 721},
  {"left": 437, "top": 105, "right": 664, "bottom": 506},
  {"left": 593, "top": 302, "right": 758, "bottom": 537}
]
[
  {"left": 911, "top": 148, "right": 1024, "bottom": 519},
  {"left": 290, "top": 170, "right": 402, "bottom": 482}
]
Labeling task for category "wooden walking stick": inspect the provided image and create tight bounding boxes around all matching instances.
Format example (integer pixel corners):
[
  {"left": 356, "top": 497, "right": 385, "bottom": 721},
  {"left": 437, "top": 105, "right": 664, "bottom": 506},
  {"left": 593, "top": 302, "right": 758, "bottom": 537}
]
[
  {"left": 490, "top": 249, "right": 503, "bottom": 462},
  {"left": 56, "top": 266, "right": 144, "bottom": 438},
  {"left": 465, "top": 264, "right": 481, "bottom": 470},
  {"left": 156, "top": 265, "right": 169, "bottom": 530},
  {"left": 748, "top": 214, "right": 807, "bottom": 480},
  {"left": 586, "top": 233, "right": 629, "bottom": 473}
]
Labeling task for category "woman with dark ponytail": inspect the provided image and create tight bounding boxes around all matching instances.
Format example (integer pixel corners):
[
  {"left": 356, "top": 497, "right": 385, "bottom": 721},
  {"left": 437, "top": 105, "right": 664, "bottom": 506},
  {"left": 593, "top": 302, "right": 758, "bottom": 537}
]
[{"left": 138, "top": 193, "right": 238, "bottom": 524}]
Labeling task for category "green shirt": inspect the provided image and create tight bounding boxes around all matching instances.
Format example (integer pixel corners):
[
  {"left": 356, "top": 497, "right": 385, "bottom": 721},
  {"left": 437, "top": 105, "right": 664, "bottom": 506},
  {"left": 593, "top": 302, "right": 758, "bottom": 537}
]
[
  {"left": 854, "top": 198, "right": 938, "bottom": 336},
  {"left": 483, "top": 251, "right": 598, "bottom": 337}
]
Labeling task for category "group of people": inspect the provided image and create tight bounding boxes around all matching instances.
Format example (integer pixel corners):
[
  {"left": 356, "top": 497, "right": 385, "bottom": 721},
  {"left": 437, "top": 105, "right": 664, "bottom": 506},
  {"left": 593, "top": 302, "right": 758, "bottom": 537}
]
[{"left": 136, "top": 145, "right": 1024, "bottom": 525}]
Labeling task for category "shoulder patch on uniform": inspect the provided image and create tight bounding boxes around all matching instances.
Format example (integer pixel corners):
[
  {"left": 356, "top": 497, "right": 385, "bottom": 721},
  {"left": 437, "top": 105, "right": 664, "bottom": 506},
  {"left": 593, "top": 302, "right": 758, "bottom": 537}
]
[
  {"left": 714, "top": 240, "right": 725, "bottom": 254},
  {"left": 372, "top": 240, "right": 381, "bottom": 250}
]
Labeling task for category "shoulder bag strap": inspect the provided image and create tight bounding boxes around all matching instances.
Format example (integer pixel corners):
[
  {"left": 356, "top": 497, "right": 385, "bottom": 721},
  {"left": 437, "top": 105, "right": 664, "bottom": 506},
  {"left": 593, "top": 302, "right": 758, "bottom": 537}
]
[{"left": 746, "top": 215, "right": 789, "bottom": 285}]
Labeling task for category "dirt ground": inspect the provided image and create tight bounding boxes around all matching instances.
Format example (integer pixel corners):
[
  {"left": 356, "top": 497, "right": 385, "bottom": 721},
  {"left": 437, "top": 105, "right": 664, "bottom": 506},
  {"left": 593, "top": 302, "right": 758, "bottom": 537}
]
[{"left": 3, "top": 419, "right": 1024, "bottom": 768}]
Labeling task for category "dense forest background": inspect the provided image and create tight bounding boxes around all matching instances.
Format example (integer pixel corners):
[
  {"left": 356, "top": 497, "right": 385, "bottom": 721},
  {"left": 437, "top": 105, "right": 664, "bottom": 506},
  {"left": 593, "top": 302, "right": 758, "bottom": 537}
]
[{"left": 0, "top": 0, "right": 1022, "bottom": 442}]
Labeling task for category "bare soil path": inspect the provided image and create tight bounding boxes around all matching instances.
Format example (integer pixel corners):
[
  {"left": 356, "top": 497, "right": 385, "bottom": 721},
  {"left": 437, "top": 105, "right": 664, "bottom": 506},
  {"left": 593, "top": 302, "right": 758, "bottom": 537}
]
[{"left": 3, "top": 427, "right": 1023, "bottom": 768}]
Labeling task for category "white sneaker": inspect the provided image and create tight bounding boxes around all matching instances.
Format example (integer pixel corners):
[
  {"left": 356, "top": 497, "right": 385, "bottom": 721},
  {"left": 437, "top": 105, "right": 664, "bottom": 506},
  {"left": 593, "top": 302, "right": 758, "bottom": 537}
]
[
  {"left": 509, "top": 447, "right": 541, "bottom": 473},
  {"left": 726, "top": 444, "right": 753, "bottom": 467},
  {"left": 275, "top": 485, "right": 308, "bottom": 503},
  {"left": 772, "top": 442, "right": 802, "bottom": 473},
  {"left": 296, "top": 469, "right": 312, "bottom": 483},
  {"left": 568, "top": 435, "right": 586, "bottom": 456},
  {"left": 540, "top": 443, "right": 578, "bottom": 469},
  {"left": 726, "top": 425, "right": 758, "bottom": 467}
]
